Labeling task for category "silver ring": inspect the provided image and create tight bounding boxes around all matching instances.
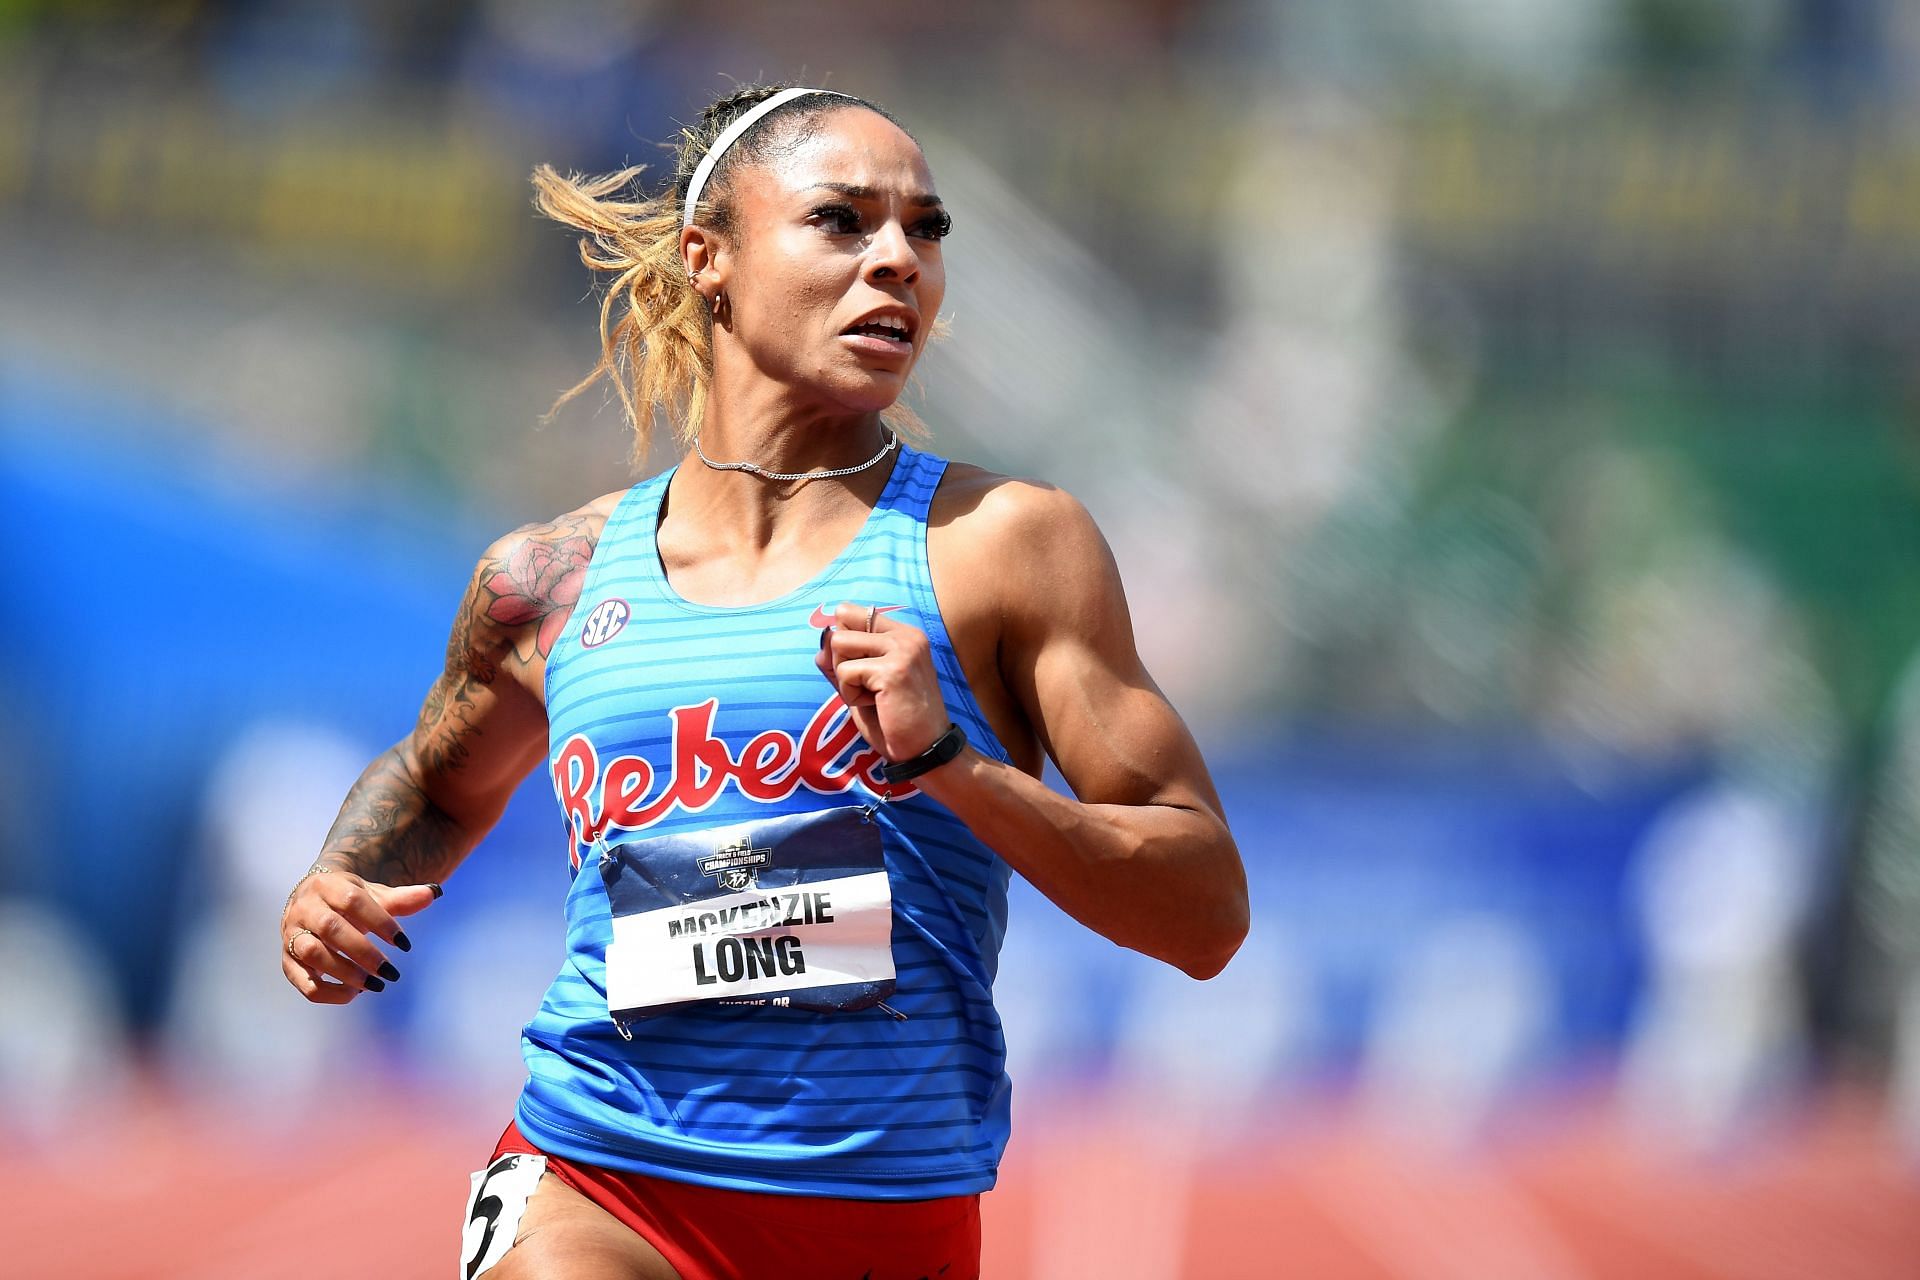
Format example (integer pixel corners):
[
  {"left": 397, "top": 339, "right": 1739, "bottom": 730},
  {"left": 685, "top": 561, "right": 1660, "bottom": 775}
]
[
  {"left": 286, "top": 927, "right": 314, "bottom": 959},
  {"left": 866, "top": 605, "right": 878, "bottom": 632}
]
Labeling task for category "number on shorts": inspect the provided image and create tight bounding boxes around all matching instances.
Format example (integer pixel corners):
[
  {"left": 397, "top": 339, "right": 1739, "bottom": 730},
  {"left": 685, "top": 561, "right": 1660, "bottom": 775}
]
[{"left": 460, "top": 1152, "right": 546, "bottom": 1279}]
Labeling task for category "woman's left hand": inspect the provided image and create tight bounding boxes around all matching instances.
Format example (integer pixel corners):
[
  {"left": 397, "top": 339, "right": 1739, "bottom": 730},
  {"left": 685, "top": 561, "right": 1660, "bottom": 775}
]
[{"left": 815, "top": 602, "right": 952, "bottom": 763}]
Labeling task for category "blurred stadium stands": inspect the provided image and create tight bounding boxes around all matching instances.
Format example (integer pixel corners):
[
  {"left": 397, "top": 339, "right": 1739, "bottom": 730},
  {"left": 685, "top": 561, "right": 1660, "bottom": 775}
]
[{"left": 3, "top": 1, "right": 1919, "bottom": 1276}]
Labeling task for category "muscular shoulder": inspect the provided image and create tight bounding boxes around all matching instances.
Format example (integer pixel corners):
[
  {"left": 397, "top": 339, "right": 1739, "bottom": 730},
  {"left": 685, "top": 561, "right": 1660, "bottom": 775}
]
[
  {"left": 464, "top": 488, "right": 627, "bottom": 672},
  {"left": 930, "top": 463, "right": 1120, "bottom": 631},
  {"left": 932, "top": 463, "right": 1100, "bottom": 549}
]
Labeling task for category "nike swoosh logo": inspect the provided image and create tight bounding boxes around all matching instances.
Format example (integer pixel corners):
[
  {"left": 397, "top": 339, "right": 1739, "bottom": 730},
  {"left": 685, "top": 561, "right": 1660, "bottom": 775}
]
[{"left": 809, "top": 603, "right": 904, "bottom": 628}]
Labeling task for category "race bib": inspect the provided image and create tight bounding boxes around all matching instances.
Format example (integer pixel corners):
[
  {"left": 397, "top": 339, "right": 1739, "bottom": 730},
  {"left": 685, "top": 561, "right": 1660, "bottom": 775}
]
[
  {"left": 459, "top": 1152, "right": 546, "bottom": 1279},
  {"left": 598, "top": 805, "right": 896, "bottom": 1028}
]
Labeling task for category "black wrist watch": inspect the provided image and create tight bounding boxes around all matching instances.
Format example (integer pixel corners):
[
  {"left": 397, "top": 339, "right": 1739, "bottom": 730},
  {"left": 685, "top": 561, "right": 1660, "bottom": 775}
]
[{"left": 880, "top": 723, "right": 968, "bottom": 784}]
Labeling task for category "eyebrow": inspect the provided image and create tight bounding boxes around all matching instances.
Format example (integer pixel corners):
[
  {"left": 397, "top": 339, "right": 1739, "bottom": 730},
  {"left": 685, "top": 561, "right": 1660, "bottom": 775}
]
[{"left": 805, "top": 182, "right": 944, "bottom": 208}]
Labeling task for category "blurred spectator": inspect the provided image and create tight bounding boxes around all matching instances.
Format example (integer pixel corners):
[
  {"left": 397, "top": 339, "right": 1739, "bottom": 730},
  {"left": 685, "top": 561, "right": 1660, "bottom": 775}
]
[
  {"left": 0, "top": 898, "right": 132, "bottom": 1138},
  {"left": 1857, "top": 650, "right": 1920, "bottom": 1157},
  {"left": 1620, "top": 784, "right": 1817, "bottom": 1150},
  {"left": 1361, "top": 912, "right": 1555, "bottom": 1149},
  {"left": 161, "top": 719, "right": 384, "bottom": 1119}
]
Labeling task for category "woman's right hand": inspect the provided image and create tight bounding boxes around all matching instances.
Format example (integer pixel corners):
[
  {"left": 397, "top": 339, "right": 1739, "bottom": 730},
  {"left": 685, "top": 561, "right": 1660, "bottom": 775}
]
[
  {"left": 278, "top": 511, "right": 605, "bottom": 1006},
  {"left": 281, "top": 869, "right": 441, "bottom": 1004}
]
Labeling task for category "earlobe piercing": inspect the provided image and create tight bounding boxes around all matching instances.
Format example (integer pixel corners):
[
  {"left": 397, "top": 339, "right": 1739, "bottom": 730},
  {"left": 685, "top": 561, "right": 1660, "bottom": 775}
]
[{"left": 688, "top": 270, "right": 721, "bottom": 319}]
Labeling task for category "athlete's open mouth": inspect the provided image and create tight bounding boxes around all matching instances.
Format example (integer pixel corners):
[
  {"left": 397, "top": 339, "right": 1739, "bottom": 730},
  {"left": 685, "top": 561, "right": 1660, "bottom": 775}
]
[{"left": 842, "top": 309, "right": 917, "bottom": 344}]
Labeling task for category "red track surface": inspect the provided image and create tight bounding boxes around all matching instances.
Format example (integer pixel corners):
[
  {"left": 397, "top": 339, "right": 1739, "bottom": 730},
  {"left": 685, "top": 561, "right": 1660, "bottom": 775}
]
[{"left": 5, "top": 1085, "right": 1914, "bottom": 1278}]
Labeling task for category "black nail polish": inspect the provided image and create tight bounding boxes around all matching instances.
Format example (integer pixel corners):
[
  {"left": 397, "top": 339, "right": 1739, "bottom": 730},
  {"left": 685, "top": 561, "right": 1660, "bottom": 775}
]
[
  {"left": 393, "top": 930, "right": 413, "bottom": 952},
  {"left": 378, "top": 961, "right": 401, "bottom": 982},
  {"left": 428, "top": 882, "right": 444, "bottom": 900},
  {"left": 819, "top": 627, "right": 831, "bottom": 650},
  {"left": 363, "top": 975, "right": 386, "bottom": 992}
]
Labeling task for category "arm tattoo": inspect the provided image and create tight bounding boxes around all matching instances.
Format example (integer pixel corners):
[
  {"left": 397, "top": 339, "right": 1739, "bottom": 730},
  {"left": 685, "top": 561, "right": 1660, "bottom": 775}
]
[
  {"left": 311, "top": 748, "right": 467, "bottom": 886},
  {"left": 297, "top": 509, "right": 603, "bottom": 893},
  {"left": 413, "top": 511, "right": 602, "bottom": 778},
  {"left": 482, "top": 519, "right": 598, "bottom": 660}
]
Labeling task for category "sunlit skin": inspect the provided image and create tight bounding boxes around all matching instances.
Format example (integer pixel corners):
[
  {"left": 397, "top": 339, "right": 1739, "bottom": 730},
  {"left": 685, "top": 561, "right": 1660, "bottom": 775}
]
[
  {"left": 663, "top": 112, "right": 952, "bottom": 604},
  {"left": 278, "top": 104, "right": 1249, "bottom": 1279},
  {"left": 689, "top": 114, "right": 950, "bottom": 429}
]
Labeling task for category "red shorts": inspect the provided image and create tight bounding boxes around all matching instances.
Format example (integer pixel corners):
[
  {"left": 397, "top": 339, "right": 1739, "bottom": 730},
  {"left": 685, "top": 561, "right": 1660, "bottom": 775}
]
[{"left": 489, "top": 1121, "right": 981, "bottom": 1280}]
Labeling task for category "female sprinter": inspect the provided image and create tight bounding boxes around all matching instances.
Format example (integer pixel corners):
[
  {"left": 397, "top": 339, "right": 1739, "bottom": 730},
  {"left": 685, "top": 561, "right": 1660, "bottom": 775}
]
[{"left": 279, "top": 83, "right": 1247, "bottom": 1280}]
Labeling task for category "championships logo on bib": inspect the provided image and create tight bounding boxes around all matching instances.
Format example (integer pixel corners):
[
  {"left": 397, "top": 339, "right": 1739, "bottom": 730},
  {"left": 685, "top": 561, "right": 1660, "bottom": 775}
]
[
  {"left": 598, "top": 806, "right": 896, "bottom": 1021},
  {"left": 699, "top": 836, "right": 772, "bottom": 891}
]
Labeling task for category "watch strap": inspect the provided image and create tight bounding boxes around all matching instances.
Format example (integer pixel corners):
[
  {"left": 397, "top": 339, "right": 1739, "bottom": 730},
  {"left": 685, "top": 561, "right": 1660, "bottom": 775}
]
[{"left": 880, "top": 723, "right": 967, "bottom": 784}]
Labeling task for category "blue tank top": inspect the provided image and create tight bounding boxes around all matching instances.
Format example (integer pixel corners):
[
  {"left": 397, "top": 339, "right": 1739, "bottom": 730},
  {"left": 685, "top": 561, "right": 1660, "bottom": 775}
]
[{"left": 515, "top": 445, "right": 1016, "bottom": 1199}]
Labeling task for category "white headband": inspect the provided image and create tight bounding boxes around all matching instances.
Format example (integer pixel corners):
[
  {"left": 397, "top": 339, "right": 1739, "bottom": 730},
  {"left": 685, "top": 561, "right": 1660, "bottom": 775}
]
[{"left": 682, "top": 87, "right": 853, "bottom": 228}]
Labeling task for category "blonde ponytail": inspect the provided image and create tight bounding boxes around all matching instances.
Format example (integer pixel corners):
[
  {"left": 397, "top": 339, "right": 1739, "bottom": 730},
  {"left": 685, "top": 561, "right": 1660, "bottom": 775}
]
[{"left": 532, "top": 164, "right": 710, "bottom": 463}]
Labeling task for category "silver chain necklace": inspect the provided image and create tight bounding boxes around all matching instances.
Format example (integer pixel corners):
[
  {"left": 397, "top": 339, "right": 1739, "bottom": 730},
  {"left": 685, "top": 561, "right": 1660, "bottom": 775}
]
[{"left": 692, "top": 429, "right": 898, "bottom": 484}]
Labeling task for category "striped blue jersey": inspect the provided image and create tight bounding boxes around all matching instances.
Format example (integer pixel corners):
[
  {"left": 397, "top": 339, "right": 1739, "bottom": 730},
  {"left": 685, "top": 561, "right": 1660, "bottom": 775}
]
[{"left": 515, "top": 445, "right": 1016, "bottom": 1198}]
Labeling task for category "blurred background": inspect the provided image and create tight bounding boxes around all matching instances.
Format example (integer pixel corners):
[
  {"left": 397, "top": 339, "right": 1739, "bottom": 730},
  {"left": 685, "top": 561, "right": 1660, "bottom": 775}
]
[{"left": 3, "top": 1, "right": 1919, "bottom": 1276}]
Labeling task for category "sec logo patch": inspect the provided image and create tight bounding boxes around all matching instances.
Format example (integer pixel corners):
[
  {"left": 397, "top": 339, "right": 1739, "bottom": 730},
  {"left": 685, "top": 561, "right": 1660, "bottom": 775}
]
[{"left": 579, "top": 598, "right": 631, "bottom": 649}]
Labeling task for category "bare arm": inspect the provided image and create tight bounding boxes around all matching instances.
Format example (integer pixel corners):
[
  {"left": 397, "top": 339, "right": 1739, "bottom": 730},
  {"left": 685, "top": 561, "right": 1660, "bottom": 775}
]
[
  {"left": 279, "top": 511, "right": 601, "bottom": 1002},
  {"left": 821, "top": 482, "right": 1248, "bottom": 979}
]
